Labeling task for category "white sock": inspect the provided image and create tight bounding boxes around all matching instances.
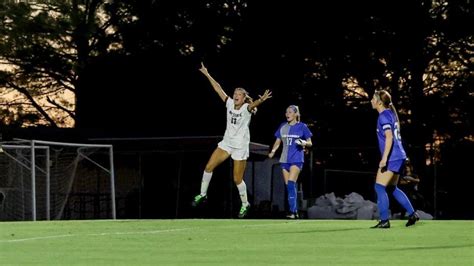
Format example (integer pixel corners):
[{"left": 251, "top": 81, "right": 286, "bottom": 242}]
[
  {"left": 237, "top": 181, "right": 249, "bottom": 206},
  {"left": 200, "top": 171, "right": 213, "bottom": 196}
]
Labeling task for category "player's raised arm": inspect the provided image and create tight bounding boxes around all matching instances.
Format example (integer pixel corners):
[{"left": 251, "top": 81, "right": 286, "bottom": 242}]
[
  {"left": 199, "top": 62, "right": 228, "bottom": 102},
  {"left": 248, "top": 89, "right": 272, "bottom": 112}
]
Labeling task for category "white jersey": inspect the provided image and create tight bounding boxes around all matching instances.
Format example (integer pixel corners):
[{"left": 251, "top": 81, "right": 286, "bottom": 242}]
[{"left": 222, "top": 97, "right": 252, "bottom": 149}]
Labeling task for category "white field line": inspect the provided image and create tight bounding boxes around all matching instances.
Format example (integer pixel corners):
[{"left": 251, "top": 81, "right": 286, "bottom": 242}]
[
  {"left": 1, "top": 220, "right": 306, "bottom": 243},
  {"left": 0, "top": 228, "right": 190, "bottom": 243},
  {"left": 219, "top": 221, "right": 306, "bottom": 229}
]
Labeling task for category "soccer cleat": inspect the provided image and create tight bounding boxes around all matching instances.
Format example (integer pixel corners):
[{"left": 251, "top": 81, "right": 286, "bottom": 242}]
[
  {"left": 286, "top": 212, "right": 299, "bottom": 219},
  {"left": 371, "top": 220, "right": 390, "bottom": 229},
  {"left": 238, "top": 203, "right": 250, "bottom": 218},
  {"left": 191, "top": 194, "right": 207, "bottom": 207},
  {"left": 406, "top": 211, "right": 420, "bottom": 227}
]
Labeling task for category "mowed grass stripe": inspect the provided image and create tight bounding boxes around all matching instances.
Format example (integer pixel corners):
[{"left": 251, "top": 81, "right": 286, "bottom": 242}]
[{"left": 1, "top": 220, "right": 472, "bottom": 265}]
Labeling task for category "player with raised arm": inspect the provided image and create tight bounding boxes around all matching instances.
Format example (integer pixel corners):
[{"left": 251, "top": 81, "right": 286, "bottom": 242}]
[{"left": 192, "top": 63, "right": 272, "bottom": 218}]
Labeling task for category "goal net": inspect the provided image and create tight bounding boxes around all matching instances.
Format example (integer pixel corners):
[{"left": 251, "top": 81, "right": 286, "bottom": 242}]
[{"left": 0, "top": 139, "right": 116, "bottom": 221}]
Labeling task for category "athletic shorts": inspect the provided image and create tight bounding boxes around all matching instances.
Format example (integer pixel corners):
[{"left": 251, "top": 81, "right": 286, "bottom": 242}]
[
  {"left": 280, "top": 162, "right": 304, "bottom": 172},
  {"left": 218, "top": 140, "right": 249, "bottom": 161},
  {"left": 386, "top": 159, "right": 405, "bottom": 174}
]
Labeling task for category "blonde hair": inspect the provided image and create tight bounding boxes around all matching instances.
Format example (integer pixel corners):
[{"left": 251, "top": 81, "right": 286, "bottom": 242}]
[
  {"left": 374, "top": 90, "right": 401, "bottom": 131},
  {"left": 235, "top": 87, "right": 257, "bottom": 114},
  {"left": 234, "top": 87, "right": 250, "bottom": 101},
  {"left": 288, "top": 105, "right": 301, "bottom": 122}
]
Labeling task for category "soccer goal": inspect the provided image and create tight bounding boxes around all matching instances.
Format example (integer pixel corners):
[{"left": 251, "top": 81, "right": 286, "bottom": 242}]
[{"left": 0, "top": 139, "right": 116, "bottom": 221}]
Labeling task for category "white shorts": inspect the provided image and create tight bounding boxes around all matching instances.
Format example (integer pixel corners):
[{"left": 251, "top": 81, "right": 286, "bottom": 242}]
[{"left": 218, "top": 140, "right": 249, "bottom": 161}]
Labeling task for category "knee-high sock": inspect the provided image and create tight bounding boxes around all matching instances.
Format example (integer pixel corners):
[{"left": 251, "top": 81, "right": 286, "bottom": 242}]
[
  {"left": 200, "top": 171, "right": 213, "bottom": 196},
  {"left": 236, "top": 181, "right": 249, "bottom": 206},
  {"left": 388, "top": 185, "right": 415, "bottom": 216},
  {"left": 374, "top": 183, "right": 389, "bottom": 221},
  {"left": 287, "top": 180, "right": 297, "bottom": 213}
]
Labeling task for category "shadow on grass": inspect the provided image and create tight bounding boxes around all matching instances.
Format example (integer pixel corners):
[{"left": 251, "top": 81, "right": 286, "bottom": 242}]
[
  {"left": 384, "top": 243, "right": 474, "bottom": 251},
  {"left": 275, "top": 227, "right": 369, "bottom": 234}
]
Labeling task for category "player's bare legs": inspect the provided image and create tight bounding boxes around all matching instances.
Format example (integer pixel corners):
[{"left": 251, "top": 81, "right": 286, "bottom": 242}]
[
  {"left": 205, "top": 147, "right": 231, "bottom": 172},
  {"left": 193, "top": 148, "right": 230, "bottom": 206},
  {"left": 233, "top": 159, "right": 250, "bottom": 218}
]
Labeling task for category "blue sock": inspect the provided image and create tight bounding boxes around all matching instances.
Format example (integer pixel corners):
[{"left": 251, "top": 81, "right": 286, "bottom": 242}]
[
  {"left": 374, "top": 183, "right": 389, "bottom": 221},
  {"left": 287, "top": 180, "right": 297, "bottom": 213},
  {"left": 389, "top": 186, "right": 415, "bottom": 216}
]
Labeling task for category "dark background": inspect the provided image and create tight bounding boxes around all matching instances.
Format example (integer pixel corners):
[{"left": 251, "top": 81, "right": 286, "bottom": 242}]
[{"left": 0, "top": 0, "right": 472, "bottom": 219}]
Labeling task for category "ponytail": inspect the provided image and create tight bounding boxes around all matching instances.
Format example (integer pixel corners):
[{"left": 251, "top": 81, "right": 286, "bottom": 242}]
[
  {"left": 389, "top": 103, "right": 401, "bottom": 132},
  {"left": 376, "top": 90, "right": 401, "bottom": 132},
  {"left": 244, "top": 94, "right": 253, "bottom": 104}
]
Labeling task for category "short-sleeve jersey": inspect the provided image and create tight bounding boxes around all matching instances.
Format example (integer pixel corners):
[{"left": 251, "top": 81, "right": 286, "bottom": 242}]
[
  {"left": 223, "top": 97, "right": 252, "bottom": 149},
  {"left": 275, "top": 122, "right": 313, "bottom": 164},
  {"left": 376, "top": 109, "right": 407, "bottom": 161}
]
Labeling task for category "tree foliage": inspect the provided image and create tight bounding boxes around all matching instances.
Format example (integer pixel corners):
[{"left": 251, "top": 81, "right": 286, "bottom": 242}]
[
  {"left": 0, "top": 0, "right": 471, "bottom": 149},
  {"left": 0, "top": 0, "right": 134, "bottom": 127}
]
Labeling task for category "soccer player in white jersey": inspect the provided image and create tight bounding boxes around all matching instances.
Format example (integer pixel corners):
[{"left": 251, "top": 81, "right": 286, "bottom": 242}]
[
  {"left": 268, "top": 105, "right": 313, "bottom": 219},
  {"left": 192, "top": 62, "right": 272, "bottom": 218}
]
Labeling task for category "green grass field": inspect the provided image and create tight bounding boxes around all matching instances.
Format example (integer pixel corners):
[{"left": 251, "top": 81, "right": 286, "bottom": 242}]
[{"left": 1, "top": 219, "right": 473, "bottom": 265}]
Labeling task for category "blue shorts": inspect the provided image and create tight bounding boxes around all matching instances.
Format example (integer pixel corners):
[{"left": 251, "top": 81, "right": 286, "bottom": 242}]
[
  {"left": 386, "top": 159, "right": 405, "bottom": 174},
  {"left": 281, "top": 163, "right": 304, "bottom": 172}
]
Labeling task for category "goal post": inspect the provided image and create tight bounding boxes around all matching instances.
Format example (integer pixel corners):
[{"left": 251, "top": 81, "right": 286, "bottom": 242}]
[
  {"left": 0, "top": 143, "right": 49, "bottom": 221},
  {"left": 0, "top": 139, "right": 116, "bottom": 221}
]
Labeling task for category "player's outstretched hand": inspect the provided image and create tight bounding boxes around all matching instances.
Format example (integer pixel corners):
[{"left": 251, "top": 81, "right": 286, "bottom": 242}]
[
  {"left": 258, "top": 89, "right": 272, "bottom": 102},
  {"left": 198, "top": 62, "right": 208, "bottom": 75}
]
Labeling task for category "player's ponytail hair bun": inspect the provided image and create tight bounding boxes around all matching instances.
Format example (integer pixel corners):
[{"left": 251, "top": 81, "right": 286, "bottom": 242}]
[
  {"left": 375, "top": 89, "right": 401, "bottom": 131},
  {"left": 375, "top": 90, "right": 392, "bottom": 108},
  {"left": 244, "top": 94, "right": 253, "bottom": 104}
]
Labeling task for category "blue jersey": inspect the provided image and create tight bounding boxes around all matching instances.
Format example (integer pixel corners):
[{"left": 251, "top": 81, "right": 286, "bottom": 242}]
[
  {"left": 376, "top": 109, "right": 406, "bottom": 161},
  {"left": 275, "top": 122, "right": 313, "bottom": 164}
]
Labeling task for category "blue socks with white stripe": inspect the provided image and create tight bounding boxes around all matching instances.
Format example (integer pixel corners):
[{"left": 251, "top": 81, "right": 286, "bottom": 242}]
[{"left": 287, "top": 180, "right": 297, "bottom": 213}]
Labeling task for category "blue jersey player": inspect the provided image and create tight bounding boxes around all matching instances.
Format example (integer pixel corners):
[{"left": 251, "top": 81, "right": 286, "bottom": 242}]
[
  {"left": 269, "top": 105, "right": 313, "bottom": 219},
  {"left": 371, "top": 90, "right": 419, "bottom": 228}
]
